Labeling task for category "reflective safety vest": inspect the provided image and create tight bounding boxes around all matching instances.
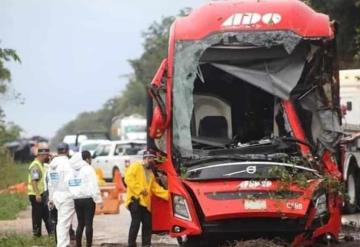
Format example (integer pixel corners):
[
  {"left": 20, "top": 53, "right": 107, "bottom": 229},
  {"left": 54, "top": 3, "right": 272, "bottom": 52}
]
[{"left": 27, "top": 159, "right": 45, "bottom": 195}]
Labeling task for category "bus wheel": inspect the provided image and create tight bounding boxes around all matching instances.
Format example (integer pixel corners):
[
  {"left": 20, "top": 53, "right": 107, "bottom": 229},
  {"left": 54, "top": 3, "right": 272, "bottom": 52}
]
[{"left": 345, "top": 165, "right": 359, "bottom": 214}]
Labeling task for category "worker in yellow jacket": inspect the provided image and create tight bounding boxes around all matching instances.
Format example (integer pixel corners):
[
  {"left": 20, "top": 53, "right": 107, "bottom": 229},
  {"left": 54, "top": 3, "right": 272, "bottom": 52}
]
[{"left": 125, "top": 150, "right": 169, "bottom": 247}]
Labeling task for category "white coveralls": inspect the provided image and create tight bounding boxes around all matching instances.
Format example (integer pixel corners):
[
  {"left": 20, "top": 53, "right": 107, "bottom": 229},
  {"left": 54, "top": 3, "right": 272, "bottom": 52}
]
[{"left": 48, "top": 155, "right": 75, "bottom": 247}]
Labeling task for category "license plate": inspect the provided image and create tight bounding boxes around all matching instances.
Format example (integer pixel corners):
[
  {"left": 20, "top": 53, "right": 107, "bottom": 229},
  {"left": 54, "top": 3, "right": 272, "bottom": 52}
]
[{"left": 244, "top": 200, "right": 267, "bottom": 210}]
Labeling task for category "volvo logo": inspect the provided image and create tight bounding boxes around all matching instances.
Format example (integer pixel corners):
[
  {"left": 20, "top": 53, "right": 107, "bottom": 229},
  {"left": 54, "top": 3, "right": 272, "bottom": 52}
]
[
  {"left": 223, "top": 165, "right": 258, "bottom": 177},
  {"left": 246, "top": 166, "right": 256, "bottom": 174}
]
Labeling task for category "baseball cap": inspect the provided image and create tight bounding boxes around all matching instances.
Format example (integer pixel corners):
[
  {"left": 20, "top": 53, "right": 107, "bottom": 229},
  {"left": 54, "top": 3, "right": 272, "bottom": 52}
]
[
  {"left": 143, "top": 150, "right": 156, "bottom": 158},
  {"left": 57, "top": 142, "right": 69, "bottom": 153}
]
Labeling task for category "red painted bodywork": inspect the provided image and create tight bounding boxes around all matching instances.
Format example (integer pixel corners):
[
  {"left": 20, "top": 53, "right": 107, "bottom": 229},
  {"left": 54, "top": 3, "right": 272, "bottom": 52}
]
[
  {"left": 183, "top": 180, "right": 319, "bottom": 221},
  {"left": 174, "top": 0, "right": 333, "bottom": 41},
  {"left": 149, "top": 0, "right": 342, "bottom": 245},
  {"left": 282, "top": 100, "right": 312, "bottom": 156}
]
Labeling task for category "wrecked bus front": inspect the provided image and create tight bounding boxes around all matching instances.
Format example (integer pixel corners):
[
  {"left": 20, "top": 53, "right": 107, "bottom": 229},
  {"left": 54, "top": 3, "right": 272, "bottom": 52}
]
[{"left": 148, "top": 0, "right": 342, "bottom": 246}]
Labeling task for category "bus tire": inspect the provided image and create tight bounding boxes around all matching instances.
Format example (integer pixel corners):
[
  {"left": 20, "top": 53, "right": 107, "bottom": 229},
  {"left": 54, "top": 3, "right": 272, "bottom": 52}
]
[{"left": 345, "top": 165, "right": 359, "bottom": 214}]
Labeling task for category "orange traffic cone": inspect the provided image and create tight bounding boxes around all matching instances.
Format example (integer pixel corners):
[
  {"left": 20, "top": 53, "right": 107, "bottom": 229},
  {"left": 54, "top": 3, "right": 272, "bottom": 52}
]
[{"left": 113, "top": 169, "right": 126, "bottom": 193}]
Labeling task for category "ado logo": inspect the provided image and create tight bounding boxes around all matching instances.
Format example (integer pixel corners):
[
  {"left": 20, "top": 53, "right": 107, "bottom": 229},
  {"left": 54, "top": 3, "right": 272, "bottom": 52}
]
[{"left": 222, "top": 13, "right": 282, "bottom": 27}]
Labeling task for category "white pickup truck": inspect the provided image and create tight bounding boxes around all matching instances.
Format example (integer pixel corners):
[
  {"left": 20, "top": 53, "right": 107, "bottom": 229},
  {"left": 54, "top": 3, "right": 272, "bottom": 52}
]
[{"left": 91, "top": 140, "right": 146, "bottom": 180}]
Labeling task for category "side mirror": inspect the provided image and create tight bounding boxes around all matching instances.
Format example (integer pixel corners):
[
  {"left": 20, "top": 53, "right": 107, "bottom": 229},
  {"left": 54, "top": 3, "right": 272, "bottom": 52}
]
[
  {"left": 148, "top": 58, "right": 168, "bottom": 139},
  {"left": 149, "top": 106, "right": 166, "bottom": 139}
]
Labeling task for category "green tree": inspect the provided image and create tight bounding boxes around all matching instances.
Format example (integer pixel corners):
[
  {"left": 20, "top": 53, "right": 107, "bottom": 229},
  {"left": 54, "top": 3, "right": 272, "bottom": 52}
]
[
  {"left": 0, "top": 47, "right": 21, "bottom": 115},
  {"left": 306, "top": 0, "right": 360, "bottom": 68},
  {"left": 0, "top": 48, "right": 21, "bottom": 89},
  {"left": 0, "top": 46, "right": 22, "bottom": 145},
  {"left": 109, "top": 13, "right": 182, "bottom": 117},
  {"left": 0, "top": 122, "right": 22, "bottom": 145}
]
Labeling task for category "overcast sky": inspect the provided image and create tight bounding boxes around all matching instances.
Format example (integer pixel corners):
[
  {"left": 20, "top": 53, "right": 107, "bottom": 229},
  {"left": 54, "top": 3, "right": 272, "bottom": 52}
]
[{"left": 0, "top": 0, "right": 206, "bottom": 139}]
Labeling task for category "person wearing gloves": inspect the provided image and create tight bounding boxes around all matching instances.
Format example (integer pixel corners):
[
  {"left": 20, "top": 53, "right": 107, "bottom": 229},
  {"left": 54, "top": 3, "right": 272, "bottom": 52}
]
[
  {"left": 125, "top": 150, "right": 169, "bottom": 247},
  {"left": 47, "top": 143, "right": 75, "bottom": 247},
  {"left": 68, "top": 151, "right": 102, "bottom": 247}
]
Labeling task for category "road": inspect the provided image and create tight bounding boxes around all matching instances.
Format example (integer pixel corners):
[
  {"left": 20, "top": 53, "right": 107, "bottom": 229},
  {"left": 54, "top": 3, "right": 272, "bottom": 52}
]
[
  {"left": 93, "top": 207, "right": 360, "bottom": 246},
  {"left": 92, "top": 205, "right": 177, "bottom": 246},
  {"left": 0, "top": 204, "right": 177, "bottom": 246},
  {"left": 1, "top": 203, "right": 360, "bottom": 246}
]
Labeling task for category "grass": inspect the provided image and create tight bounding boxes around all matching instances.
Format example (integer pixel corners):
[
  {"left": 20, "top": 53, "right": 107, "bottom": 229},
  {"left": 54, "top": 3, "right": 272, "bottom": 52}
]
[
  {"left": 0, "top": 193, "right": 28, "bottom": 220},
  {"left": 0, "top": 234, "right": 56, "bottom": 247},
  {"left": 0, "top": 161, "right": 28, "bottom": 190},
  {"left": 0, "top": 160, "right": 29, "bottom": 220}
]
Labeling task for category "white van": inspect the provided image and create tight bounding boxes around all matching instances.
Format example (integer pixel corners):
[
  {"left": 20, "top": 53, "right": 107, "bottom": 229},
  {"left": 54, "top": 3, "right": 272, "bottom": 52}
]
[{"left": 91, "top": 140, "right": 146, "bottom": 180}]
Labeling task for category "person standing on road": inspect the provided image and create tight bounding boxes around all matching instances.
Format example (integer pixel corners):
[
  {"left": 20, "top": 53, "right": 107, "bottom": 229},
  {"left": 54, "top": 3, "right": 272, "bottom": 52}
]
[
  {"left": 44, "top": 153, "right": 56, "bottom": 234},
  {"left": 68, "top": 151, "right": 102, "bottom": 247},
  {"left": 125, "top": 150, "right": 169, "bottom": 247},
  {"left": 27, "top": 142, "right": 53, "bottom": 237},
  {"left": 47, "top": 143, "right": 75, "bottom": 247}
]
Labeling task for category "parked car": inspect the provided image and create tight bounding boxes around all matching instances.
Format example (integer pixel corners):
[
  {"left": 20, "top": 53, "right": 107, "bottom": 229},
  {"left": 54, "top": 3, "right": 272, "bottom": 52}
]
[
  {"left": 91, "top": 140, "right": 146, "bottom": 180},
  {"left": 79, "top": 140, "right": 110, "bottom": 156},
  {"left": 63, "top": 131, "right": 110, "bottom": 153},
  {"left": 63, "top": 134, "right": 87, "bottom": 152}
]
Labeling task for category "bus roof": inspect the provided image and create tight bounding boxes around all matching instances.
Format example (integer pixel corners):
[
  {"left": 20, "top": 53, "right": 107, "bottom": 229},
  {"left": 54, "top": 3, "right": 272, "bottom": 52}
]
[{"left": 173, "top": 0, "right": 333, "bottom": 40}]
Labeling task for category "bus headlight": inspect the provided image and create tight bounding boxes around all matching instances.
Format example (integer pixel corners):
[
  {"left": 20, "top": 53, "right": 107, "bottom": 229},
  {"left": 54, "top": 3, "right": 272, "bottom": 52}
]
[{"left": 173, "top": 195, "right": 192, "bottom": 221}]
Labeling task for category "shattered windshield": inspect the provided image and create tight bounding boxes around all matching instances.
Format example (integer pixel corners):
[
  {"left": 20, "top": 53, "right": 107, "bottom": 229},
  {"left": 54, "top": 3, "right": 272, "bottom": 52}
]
[
  {"left": 172, "top": 31, "right": 342, "bottom": 162},
  {"left": 173, "top": 31, "right": 303, "bottom": 158}
]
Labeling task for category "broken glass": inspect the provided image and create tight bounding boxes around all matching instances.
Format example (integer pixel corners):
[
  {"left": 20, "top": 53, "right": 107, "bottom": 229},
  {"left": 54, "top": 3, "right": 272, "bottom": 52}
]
[
  {"left": 172, "top": 31, "right": 303, "bottom": 157},
  {"left": 300, "top": 90, "right": 342, "bottom": 155}
]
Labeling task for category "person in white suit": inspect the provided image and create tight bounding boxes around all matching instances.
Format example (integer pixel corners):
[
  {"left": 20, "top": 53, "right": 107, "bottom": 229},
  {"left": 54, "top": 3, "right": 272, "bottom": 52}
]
[
  {"left": 47, "top": 143, "right": 75, "bottom": 247},
  {"left": 68, "top": 151, "right": 102, "bottom": 247}
]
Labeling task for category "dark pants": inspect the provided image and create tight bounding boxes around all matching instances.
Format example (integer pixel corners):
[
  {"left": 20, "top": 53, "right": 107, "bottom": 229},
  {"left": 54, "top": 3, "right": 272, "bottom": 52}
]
[
  {"left": 75, "top": 198, "right": 96, "bottom": 247},
  {"left": 29, "top": 194, "right": 53, "bottom": 237},
  {"left": 128, "top": 200, "right": 152, "bottom": 247},
  {"left": 49, "top": 208, "right": 76, "bottom": 243},
  {"left": 49, "top": 207, "right": 57, "bottom": 242}
]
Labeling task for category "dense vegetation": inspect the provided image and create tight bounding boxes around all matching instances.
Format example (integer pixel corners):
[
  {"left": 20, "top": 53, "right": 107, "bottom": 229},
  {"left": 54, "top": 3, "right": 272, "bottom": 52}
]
[
  {"left": 308, "top": 0, "right": 360, "bottom": 68},
  {"left": 0, "top": 47, "right": 22, "bottom": 147},
  {"left": 51, "top": 3, "right": 360, "bottom": 145},
  {"left": 0, "top": 162, "right": 29, "bottom": 221},
  {"left": 0, "top": 45, "right": 29, "bottom": 222}
]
